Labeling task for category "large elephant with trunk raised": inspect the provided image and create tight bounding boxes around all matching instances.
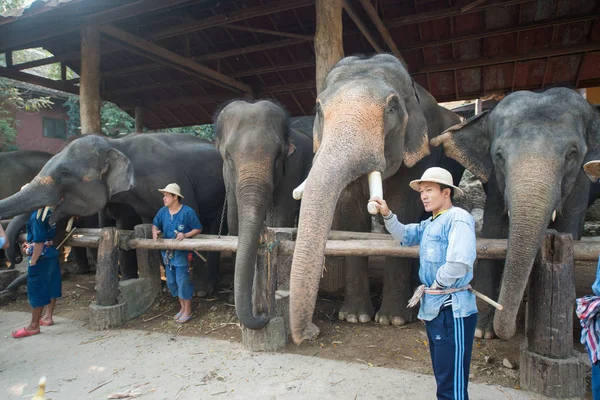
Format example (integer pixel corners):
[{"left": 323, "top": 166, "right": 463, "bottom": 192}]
[
  {"left": 214, "top": 100, "right": 313, "bottom": 329},
  {"left": 289, "top": 54, "right": 464, "bottom": 343},
  {"left": 0, "top": 133, "right": 226, "bottom": 292},
  {"left": 431, "top": 87, "right": 600, "bottom": 340}
]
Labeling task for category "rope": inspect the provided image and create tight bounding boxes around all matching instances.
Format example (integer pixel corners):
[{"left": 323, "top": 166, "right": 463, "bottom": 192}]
[
  {"left": 217, "top": 186, "right": 228, "bottom": 238},
  {"left": 407, "top": 284, "right": 472, "bottom": 308}
]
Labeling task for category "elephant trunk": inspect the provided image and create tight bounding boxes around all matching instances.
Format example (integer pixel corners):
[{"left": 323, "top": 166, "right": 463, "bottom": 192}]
[
  {"left": 290, "top": 121, "right": 385, "bottom": 344},
  {"left": 5, "top": 213, "right": 29, "bottom": 268},
  {"left": 0, "top": 176, "right": 59, "bottom": 219},
  {"left": 234, "top": 176, "right": 272, "bottom": 330},
  {"left": 493, "top": 159, "right": 560, "bottom": 339}
]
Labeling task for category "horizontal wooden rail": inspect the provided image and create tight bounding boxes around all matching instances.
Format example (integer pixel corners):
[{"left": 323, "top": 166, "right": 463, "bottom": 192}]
[{"left": 12, "top": 226, "right": 600, "bottom": 262}]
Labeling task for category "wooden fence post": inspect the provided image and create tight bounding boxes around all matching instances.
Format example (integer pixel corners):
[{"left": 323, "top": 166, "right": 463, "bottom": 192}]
[
  {"left": 89, "top": 227, "right": 125, "bottom": 330},
  {"left": 241, "top": 227, "right": 293, "bottom": 351},
  {"left": 520, "top": 232, "right": 587, "bottom": 398}
]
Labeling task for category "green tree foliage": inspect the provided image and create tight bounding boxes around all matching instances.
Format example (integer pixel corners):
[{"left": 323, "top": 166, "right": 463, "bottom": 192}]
[
  {"left": 0, "top": 0, "right": 26, "bottom": 14},
  {"left": 0, "top": 78, "right": 53, "bottom": 151},
  {"left": 64, "top": 96, "right": 214, "bottom": 140}
]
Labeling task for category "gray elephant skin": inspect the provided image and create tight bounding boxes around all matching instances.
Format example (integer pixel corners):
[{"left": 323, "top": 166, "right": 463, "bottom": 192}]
[
  {"left": 215, "top": 100, "right": 313, "bottom": 329},
  {"left": 431, "top": 87, "right": 600, "bottom": 339},
  {"left": 0, "top": 150, "right": 52, "bottom": 265},
  {"left": 0, "top": 133, "right": 226, "bottom": 289},
  {"left": 288, "top": 54, "right": 464, "bottom": 344}
]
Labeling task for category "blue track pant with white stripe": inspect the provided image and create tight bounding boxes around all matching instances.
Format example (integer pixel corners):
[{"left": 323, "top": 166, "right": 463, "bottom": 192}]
[{"left": 425, "top": 307, "right": 478, "bottom": 400}]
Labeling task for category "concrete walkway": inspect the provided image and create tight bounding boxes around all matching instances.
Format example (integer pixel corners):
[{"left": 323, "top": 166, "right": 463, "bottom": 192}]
[{"left": 1, "top": 311, "right": 542, "bottom": 400}]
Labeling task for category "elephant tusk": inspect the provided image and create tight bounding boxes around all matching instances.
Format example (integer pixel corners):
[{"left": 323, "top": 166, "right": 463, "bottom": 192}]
[
  {"left": 66, "top": 216, "right": 74, "bottom": 232},
  {"left": 552, "top": 210, "right": 557, "bottom": 222},
  {"left": 367, "top": 171, "right": 383, "bottom": 215},
  {"left": 41, "top": 206, "right": 50, "bottom": 222},
  {"left": 36, "top": 208, "right": 42, "bottom": 219},
  {"left": 293, "top": 179, "right": 307, "bottom": 200},
  {"left": 507, "top": 211, "right": 510, "bottom": 219}
]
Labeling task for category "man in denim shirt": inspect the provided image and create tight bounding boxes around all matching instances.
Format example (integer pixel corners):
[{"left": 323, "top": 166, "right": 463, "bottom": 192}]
[
  {"left": 152, "top": 183, "right": 202, "bottom": 323},
  {"left": 371, "top": 167, "right": 477, "bottom": 400}
]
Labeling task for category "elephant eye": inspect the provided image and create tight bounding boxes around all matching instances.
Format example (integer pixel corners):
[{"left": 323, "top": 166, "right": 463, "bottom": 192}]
[
  {"left": 386, "top": 96, "right": 399, "bottom": 114},
  {"left": 566, "top": 149, "right": 578, "bottom": 163},
  {"left": 495, "top": 151, "right": 505, "bottom": 165}
]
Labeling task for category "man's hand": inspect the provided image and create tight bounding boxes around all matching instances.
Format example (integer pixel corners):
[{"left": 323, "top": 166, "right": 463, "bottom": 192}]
[
  {"left": 176, "top": 232, "right": 185, "bottom": 241},
  {"left": 152, "top": 226, "right": 161, "bottom": 240},
  {"left": 368, "top": 197, "right": 392, "bottom": 217}
]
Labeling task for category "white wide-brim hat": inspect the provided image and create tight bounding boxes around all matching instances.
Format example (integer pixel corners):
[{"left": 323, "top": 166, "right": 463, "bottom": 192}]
[
  {"left": 409, "top": 167, "right": 464, "bottom": 197},
  {"left": 158, "top": 183, "right": 184, "bottom": 199}
]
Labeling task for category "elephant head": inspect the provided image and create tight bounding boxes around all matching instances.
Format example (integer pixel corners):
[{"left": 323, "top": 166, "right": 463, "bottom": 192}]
[
  {"left": 214, "top": 100, "right": 294, "bottom": 330},
  {"left": 0, "top": 135, "right": 134, "bottom": 222},
  {"left": 431, "top": 88, "right": 600, "bottom": 339},
  {"left": 289, "top": 54, "right": 431, "bottom": 344}
]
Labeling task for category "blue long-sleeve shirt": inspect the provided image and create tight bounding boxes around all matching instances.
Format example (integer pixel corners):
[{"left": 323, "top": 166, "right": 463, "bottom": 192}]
[{"left": 384, "top": 206, "right": 478, "bottom": 321}]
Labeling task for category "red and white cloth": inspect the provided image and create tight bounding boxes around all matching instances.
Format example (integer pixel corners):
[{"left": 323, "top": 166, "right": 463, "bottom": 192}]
[{"left": 576, "top": 295, "right": 600, "bottom": 364}]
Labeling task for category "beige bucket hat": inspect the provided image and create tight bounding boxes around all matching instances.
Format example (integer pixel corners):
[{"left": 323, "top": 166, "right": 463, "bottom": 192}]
[
  {"left": 158, "top": 183, "right": 184, "bottom": 199},
  {"left": 409, "top": 167, "right": 464, "bottom": 197}
]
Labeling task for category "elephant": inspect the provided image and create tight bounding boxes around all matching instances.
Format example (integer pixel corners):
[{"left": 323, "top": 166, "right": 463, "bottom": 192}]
[
  {"left": 0, "top": 150, "right": 52, "bottom": 266},
  {"left": 0, "top": 150, "right": 52, "bottom": 200},
  {"left": 0, "top": 133, "right": 226, "bottom": 293},
  {"left": 214, "top": 100, "right": 313, "bottom": 329},
  {"left": 431, "top": 87, "right": 600, "bottom": 340},
  {"left": 288, "top": 54, "right": 464, "bottom": 344}
]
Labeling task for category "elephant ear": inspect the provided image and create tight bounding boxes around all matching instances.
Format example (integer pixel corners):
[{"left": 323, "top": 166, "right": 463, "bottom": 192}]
[
  {"left": 101, "top": 148, "right": 135, "bottom": 197},
  {"left": 430, "top": 110, "right": 493, "bottom": 183},
  {"left": 402, "top": 83, "right": 430, "bottom": 168},
  {"left": 584, "top": 105, "right": 600, "bottom": 182}
]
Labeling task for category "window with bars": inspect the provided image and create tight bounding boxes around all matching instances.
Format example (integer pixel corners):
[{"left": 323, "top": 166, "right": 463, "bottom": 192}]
[{"left": 42, "top": 117, "right": 67, "bottom": 139}]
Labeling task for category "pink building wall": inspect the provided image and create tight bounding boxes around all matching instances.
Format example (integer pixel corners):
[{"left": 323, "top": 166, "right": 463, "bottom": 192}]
[{"left": 15, "top": 102, "right": 69, "bottom": 154}]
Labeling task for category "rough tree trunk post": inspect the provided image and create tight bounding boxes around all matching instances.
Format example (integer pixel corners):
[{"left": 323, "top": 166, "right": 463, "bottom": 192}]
[
  {"left": 241, "top": 228, "right": 293, "bottom": 351},
  {"left": 80, "top": 26, "right": 102, "bottom": 134},
  {"left": 89, "top": 227, "right": 125, "bottom": 330},
  {"left": 314, "top": 0, "right": 345, "bottom": 294},
  {"left": 135, "top": 106, "right": 144, "bottom": 133},
  {"left": 133, "top": 224, "right": 162, "bottom": 296},
  {"left": 520, "top": 232, "right": 587, "bottom": 398}
]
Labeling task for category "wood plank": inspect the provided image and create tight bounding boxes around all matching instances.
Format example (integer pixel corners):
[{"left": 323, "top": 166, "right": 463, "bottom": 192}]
[
  {"left": 0, "top": 0, "right": 196, "bottom": 52},
  {"left": 223, "top": 24, "right": 313, "bottom": 41},
  {"left": 0, "top": 66, "right": 79, "bottom": 95},
  {"left": 99, "top": 25, "right": 251, "bottom": 94},
  {"left": 232, "top": 61, "right": 315, "bottom": 78},
  {"left": 414, "top": 43, "right": 600, "bottom": 75},
  {"left": 135, "top": 106, "right": 144, "bottom": 132},
  {"left": 358, "top": 0, "right": 403, "bottom": 62},
  {"left": 342, "top": 0, "right": 383, "bottom": 53},
  {"left": 149, "top": 0, "right": 314, "bottom": 41}
]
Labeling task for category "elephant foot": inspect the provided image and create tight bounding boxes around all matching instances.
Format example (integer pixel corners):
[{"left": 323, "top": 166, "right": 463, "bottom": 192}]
[
  {"left": 338, "top": 302, "right": 374, "bottom": 324},
  {"left": 193, "top": 281, "right": 214, "bottom": 298},
  {"left": 474, "top": 328, "right": 496, "bottom": 340},
  {"left": 374, "top": 301, "right": 416, "bottom": 326},
  {"left": 293, "top": 322, "right": 320, "bottom": 344}
]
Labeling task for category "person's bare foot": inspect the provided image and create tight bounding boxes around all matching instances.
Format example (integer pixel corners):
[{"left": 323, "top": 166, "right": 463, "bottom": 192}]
[{"left": 39, "top": 317, "right": 54, "bottom": 326}]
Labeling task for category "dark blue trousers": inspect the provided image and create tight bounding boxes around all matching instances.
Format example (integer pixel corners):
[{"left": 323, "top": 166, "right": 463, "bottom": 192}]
[{"left": 425, "top": 307, "right": 478, "bottom": 400}]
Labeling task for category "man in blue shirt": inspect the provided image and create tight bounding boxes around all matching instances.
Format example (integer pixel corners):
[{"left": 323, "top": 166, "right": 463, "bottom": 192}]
[
  {"left": 370, "top": 167, "right": 477, "bottom": 400},
  {"left": 12, "top": 205, "right": 61, "bottom": 338},
  {"left": 152, "top": 183, "right": 202, "bottom": 323}
]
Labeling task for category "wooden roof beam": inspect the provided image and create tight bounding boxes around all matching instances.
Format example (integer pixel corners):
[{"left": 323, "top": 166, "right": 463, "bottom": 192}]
[
  {"left": 0, "top": 66, "right": 79, "bottom": 95},
  {"left": 342, "top": 0, "right": 382, "bottom": 53},
  {"left": 149, "top": 0, "right": 314, "bottom": 41},
  {"left": 102, "top": 38, "right": 306, "bottom": 79},
  {"left": 99, "top": 25, "right": 251, "bottom": 94},
  {"left": 358, "top": 0, "right": 404, "bottom": 63},
  {"left": 0, "top": 0, "right": 195, "bottom": 52},
  {"left": 222, "top": 24, "right": 313, "bottom": 42},
  {"left": 413, "top": 43, "right": 600, "bottom": 75}
]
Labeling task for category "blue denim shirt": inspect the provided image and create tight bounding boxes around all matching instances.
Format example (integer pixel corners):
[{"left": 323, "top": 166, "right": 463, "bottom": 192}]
[
  {"left": 152, "top": 205, "right": 202, "bottom": 267},
  {"left": 26, "top": 209, "right": 59, "bottom": 259},
  {"left": 384, "top": 206, "right": 477, "bottom": 321}
]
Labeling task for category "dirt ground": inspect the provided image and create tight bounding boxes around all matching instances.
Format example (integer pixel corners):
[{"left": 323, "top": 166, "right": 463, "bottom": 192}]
[{"left": 3, "top": 257, "right": 597, "bottom": 397}]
